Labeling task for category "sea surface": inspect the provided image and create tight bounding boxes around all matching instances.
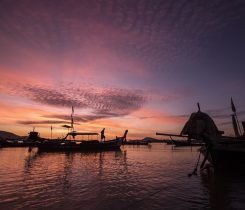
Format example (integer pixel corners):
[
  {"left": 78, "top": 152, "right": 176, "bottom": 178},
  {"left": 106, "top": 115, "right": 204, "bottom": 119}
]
[{"left": 0, "top": 143, "right": 245, "bottom": 210}]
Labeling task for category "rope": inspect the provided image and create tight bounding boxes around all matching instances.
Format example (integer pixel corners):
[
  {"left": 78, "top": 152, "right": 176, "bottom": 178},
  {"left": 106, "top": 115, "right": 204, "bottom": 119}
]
[{"left": 188, "top": 151, "right": 201, "bottom": 177}]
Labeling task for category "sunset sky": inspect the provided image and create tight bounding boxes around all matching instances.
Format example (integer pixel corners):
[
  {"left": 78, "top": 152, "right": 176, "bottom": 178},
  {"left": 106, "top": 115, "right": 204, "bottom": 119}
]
[{"left": 0, "top": 0, "right": 245, "bottom": 139}]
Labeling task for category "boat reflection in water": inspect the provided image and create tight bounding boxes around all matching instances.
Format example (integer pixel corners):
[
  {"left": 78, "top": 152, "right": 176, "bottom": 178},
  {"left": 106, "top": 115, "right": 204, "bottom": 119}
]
[{"left": 200, "top": 170, "right": 245, "bottom": 210}]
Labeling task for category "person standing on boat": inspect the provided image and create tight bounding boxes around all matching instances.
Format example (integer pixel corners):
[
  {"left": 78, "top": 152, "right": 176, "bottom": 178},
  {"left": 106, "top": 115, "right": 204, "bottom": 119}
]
[
  {"left": 123, "top": 130, "right": 128, "bottom": 143},
  {"left": 101, "top": 128, "right": 105, "bottom": 142}
]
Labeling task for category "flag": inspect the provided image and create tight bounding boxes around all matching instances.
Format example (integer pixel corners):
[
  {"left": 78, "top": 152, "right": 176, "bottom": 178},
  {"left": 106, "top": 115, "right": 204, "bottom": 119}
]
[
  {"left": 197, "top": 102, "right": 200, "bottom": 112},
  {"left": 62, "top": 125, "right": 72, "bottom": 128},
  {"left": 232, "top": 114, "right": 239, "bottom": 137},
  {"left": 231, "top": 97, "right": 236, "bottom": 113}
]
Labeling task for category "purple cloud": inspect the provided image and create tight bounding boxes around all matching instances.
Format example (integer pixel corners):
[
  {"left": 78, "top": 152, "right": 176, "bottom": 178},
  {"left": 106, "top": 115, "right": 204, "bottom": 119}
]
[{"left": 5, "top": 83, "right": 148, "bottom": 122}]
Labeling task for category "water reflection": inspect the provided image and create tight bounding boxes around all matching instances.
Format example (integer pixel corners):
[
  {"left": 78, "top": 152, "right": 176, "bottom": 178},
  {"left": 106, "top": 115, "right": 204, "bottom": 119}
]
[
  {"left": 201, "top": 170, "right": 245, "bottom": 210},
  {"left": 23, "top": 150, "right": 126, "bottom": 196},
  {"left": 24, "top": 149, "right": 40, "bottom": 174},
  {"left": 1, "top": 145, "right": 245, "bottom": 210}
]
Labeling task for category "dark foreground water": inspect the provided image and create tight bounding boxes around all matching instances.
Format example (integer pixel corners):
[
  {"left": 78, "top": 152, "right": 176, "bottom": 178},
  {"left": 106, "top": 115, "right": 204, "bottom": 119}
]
[{"left": 0, "top": 144, "right": 245, "bottom": 210}]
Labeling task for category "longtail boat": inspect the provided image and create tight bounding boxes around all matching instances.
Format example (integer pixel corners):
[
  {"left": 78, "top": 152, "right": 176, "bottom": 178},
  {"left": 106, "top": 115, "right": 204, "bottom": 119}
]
[
  {"left": 37, "top": 131, "right": 123, "bottom": 152},
  {"left": 181, "top": 110, "right": 245, "bottom": 171},
  {"left": 158, "top": 100, "right": 245, "bottom": 171},
  {"left": 37, "top": 107, "right": 126, "bottom": 152}
]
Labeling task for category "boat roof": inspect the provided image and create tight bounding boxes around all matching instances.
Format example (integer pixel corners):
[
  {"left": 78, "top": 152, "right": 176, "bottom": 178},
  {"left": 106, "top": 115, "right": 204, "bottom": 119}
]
[{"left": 67, "top": 132, "right": 99, "bottom": 136}]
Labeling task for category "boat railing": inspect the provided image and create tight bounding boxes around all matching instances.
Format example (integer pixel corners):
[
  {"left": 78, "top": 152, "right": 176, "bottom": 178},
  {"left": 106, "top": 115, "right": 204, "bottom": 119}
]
[{"left": 63, "top": 131, "right": 99, "bottom": 141}]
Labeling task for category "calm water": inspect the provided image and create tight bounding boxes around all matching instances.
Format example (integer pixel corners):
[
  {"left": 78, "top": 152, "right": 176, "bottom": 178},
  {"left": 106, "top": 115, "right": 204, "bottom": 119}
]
[{"left": 0, "top": 144, "right": 245, "bottom": 210}]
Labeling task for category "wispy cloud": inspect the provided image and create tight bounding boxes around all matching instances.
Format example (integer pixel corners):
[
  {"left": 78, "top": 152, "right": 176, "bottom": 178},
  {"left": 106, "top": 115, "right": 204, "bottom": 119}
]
[
  {"left": 17, "top": 120, "right": 70, "bottom": 125},
  {"left": 1, "top": 0, "right": 244, "bottom": 72},
  {"left": 4, "top": 82, "right": 148, "bottom": 120},
  {"left": 43, "top": 112, "right": 123, "bottom": 123},
  {"left": 0, "top": 0, "right": 245, "bottom": 138}
]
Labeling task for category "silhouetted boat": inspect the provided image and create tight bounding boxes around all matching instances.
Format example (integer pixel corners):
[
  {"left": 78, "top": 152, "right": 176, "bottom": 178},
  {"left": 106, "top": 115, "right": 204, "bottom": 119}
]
[
  {"left": 199, "top": 139, "right": 245, "bottom": 171},
  {"left": 157, "top": 100, "right": 245, "bottom": 171},
  {"left": 180, "top": 100, "right": 245, "bottom": 171},
  {"left": 37, "top": 131, "right": 123, "bottom": 152},
  {"left": 36, "top": 106, "right": 125, "bottom": 152},
  {"left": 0, "top": 139, "right": 34, "bottom": 147},
  {"left": 0, "top": 130, "right": 44, "bottom": 147},
  {"left": 182, "top": 113, "right": 245, "bottom": 171}
]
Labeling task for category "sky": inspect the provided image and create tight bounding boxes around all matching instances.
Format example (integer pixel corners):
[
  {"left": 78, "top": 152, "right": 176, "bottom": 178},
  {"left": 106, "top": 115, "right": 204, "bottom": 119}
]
[{"left": 0, "top": 0, "right": 245, "bottom": 139}]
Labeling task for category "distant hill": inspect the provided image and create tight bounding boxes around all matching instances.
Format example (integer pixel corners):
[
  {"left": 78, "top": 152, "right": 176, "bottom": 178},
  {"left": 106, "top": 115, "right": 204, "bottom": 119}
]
[
  {"left": 143, "top": 137, "right": 164, "bottom": 143},
  {"left": 0, "top": 131, "right": 21, "bottom": 140}
]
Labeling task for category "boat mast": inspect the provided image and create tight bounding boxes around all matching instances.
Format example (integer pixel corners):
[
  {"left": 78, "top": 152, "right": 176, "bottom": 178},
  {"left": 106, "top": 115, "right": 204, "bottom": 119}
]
[
  {"left": 51, "top": 125, "right": 53, "bottom": 139},
  {"left": 71, "top": 106, "right": 74, "bottom": 132}
]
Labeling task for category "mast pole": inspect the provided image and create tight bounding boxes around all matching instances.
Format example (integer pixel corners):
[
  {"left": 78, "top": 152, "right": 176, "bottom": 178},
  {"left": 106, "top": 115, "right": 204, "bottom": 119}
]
[{"left": 71, "top": 106, "right": 75, "bottom": 132}]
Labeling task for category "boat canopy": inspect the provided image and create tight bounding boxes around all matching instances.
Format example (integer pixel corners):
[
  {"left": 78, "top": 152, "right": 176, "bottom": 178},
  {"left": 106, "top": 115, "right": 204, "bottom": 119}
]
[
  {"left": 180, "top": 111, "right": 222, "bottom": 141},
  {"left": 67, "top": 132, "right": 99, "bottom": 136}
]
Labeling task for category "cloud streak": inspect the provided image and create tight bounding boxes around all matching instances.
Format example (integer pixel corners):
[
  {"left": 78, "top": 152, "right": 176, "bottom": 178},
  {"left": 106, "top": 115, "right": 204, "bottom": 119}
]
[
  {"left": 43, "top": 112, "right": 124, "bottom": 123},
  {"left": 1, "top": 0, "right": 244, "bottom": 72},
  {"left": 17, "top": 120, "right": 70, "bottom": 125},
  {"left": 0, "top": 0, "right": 245, "bottom": 138},
  {"left": 4, "top": 82, "right": 148, "bottom": 120}
]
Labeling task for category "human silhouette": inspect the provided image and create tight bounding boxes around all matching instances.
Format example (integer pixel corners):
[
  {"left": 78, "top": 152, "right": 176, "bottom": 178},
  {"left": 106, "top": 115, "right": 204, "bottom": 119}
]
[
  {"left": 122, "top": 130, "right": 128, "bottom": 143},
  {"left": 101, "top": 128, "right": 105, "bottom": 142}
]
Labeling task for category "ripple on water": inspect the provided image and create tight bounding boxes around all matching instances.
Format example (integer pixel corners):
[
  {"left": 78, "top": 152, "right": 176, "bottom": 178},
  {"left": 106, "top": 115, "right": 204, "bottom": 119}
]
[{"left": 0, "top": 145, "right": 245, "bottom": 210}]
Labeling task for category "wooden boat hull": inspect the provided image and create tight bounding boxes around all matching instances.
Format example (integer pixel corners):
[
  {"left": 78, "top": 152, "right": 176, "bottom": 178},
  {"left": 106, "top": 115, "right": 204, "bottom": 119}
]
[
  {"left": 201, "top": 142, "right": 245, "bottom": 171},
  {"left": 37, "top": 138, "right": 122, "bottom": 152},
  {"left": 211, "top": 148, "right": 245, "bottom": 171},
  {"left": 0, "top": 140, "right": 39, "bottom": 147}
]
